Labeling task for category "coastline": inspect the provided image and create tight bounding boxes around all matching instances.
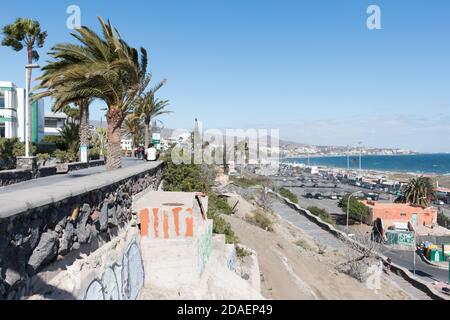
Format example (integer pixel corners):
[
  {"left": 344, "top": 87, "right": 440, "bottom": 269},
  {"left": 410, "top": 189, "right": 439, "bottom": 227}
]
[{"left": 281, "top": 157, "right": 450, "bottom": 189}]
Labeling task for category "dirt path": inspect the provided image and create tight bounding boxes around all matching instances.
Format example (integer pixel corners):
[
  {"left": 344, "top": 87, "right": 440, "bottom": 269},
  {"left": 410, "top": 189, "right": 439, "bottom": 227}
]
[{"left": 223, "top": 195, "right": 412, "bottom": 300}]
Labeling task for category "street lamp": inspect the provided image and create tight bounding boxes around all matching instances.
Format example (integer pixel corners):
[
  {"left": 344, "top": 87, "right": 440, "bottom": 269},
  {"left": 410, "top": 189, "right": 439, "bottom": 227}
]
[
  {"left": 25, "top": 63, "right": 40, "bottom": 158},
  {"left": 346, "top": 191, "right": 364, "bottom": 233}
]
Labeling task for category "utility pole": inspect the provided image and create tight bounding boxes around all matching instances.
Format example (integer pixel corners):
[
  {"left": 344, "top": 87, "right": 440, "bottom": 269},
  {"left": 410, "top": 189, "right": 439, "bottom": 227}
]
[{"left": 24, "top": 64, "right": 40, "bottom": 157}]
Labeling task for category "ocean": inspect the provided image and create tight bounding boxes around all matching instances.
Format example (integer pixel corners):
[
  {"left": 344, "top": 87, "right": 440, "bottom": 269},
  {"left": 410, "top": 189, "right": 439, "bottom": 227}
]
[{"left": 283, "top": 154, "right": 450, "bottom": 175}]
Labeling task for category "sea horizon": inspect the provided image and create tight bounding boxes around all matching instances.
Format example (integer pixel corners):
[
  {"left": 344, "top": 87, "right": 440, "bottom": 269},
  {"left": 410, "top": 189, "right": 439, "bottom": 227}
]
[{"left": 282, "top": 153, "right": 450, "bottom": 175}]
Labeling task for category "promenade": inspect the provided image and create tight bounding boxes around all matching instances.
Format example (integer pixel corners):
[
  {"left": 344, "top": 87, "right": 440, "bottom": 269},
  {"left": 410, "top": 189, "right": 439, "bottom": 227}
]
[{"left": 0, "top": 158, "right": 163, "bottom": 218}]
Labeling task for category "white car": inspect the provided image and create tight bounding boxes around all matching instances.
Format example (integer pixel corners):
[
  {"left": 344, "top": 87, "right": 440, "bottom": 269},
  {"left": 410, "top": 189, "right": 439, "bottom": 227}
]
[{"left": 435, "top": 200, "right": 445, "bottom": 206}]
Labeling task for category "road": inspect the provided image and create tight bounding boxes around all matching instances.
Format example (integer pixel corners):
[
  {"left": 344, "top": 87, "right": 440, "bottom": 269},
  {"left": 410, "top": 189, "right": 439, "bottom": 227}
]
[
  {"left": 0, "top": 157, "right": 144, "bottom": 195},
  {"left": 270, "top": 183, "right": 450, "bottom": 285},
  {"left": 270, "top": 198, "right": 435, "bottom": 299}
]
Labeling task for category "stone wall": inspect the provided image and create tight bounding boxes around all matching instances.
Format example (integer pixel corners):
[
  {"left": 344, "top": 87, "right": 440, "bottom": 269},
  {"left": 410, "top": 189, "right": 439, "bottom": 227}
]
[
  {"left": 0, "top": 159, "right": 106, "bottom": 187},
  {"left": 0, "top": 162, "right": 163, "bottom": 300}
]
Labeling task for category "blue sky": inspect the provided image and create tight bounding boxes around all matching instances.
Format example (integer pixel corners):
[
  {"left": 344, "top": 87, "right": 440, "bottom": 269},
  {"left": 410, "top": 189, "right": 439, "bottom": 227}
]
[{"left": 1, "top": 0, "right": 449, "bottom": 152}]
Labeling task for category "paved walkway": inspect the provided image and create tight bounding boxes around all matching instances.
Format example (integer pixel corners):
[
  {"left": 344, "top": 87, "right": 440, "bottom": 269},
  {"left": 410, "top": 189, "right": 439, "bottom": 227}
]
[
  {"left": 271, "top": 201, "right": 348, "bottom": 250},
  {"left": 270, "top": 199, "right": 434, "bottom": 300},
  {"left": 0, "top": 160, "right": 163, "bottom": 218}
]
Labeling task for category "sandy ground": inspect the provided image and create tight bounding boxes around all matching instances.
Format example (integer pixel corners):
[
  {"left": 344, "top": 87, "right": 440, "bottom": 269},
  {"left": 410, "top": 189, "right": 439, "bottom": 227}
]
[
  {"left": 223, "top": 195, "right": 412, "bottom": 300},
  {"left": 388, "top": 172, "right": 450, "bottom": 189}
]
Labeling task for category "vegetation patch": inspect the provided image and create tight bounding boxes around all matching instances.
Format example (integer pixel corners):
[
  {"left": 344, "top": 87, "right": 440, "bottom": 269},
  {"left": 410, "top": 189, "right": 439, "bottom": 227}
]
[
  {"left": 247, "top": 209, "right": 274, "bottom": 232},
  {"left": 338, "top": 195, "right": 369, "bottom": 222},
  {"left": 276, "top": 187, "right": 299, "bottom": 204},
  {"left": 307, "top": 206, "right": 335, "bottom": 226}
]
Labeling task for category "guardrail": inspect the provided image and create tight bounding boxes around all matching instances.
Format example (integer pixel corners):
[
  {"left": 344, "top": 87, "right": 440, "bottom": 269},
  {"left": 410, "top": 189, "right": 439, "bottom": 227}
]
[{"left": 270, "top": 190, "right": 449, "bottom": 300}]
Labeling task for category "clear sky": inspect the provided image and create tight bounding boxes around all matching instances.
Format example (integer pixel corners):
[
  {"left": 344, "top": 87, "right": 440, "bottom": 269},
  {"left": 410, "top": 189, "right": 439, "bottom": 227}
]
[{"left": 1, "top": 0, "right": 449, "bottom": 152}]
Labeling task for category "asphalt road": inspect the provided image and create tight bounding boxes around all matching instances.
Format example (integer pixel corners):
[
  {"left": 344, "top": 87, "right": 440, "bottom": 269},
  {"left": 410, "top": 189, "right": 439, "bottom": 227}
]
[
  {"left": 380, "top": 248, "right": 449, "bottom": 283},
  {"left": 0, "top": 157, "right": 145, "bottom": 195},
  {"left": 270, "top": 178, "right": 450, "bottom": 285}
]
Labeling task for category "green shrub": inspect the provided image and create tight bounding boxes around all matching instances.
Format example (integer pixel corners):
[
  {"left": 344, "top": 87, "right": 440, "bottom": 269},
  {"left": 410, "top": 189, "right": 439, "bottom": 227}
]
[
  {"left": 0, "top": 138, "right": 36, "bottom": 169},
  {"left": 231, "top": 176, "right": 269, "bottom": 188},
  {"left": 277, "top": 187, "right": 299, "bottom": 204},
  {"left": 437, "top": 212, "right": 450, "bottom": 228},
  {"left": 53, "top": 149, "right": 77, "bottom": 163},
  {"left": 307, "top": 206, "right": 335, "bottom": 226},
  {"left": 236, "top": 246, "right": 251, "bottom": 258},
  {"left": 247, "top": 209, "right": 274, "bottom": 232},
  {"left": 338, "top": 195, "right": 370, "bottom": 221},
  {"left": 36, "top": 153, "right": 50, "bottom": 164},
  {"left": 43, "top": 135, "right": 66, "bottom": 150}
]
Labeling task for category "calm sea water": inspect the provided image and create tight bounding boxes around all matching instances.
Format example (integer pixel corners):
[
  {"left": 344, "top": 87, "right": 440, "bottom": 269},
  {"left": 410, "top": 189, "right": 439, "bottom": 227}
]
[{"left": 283, "top": 154, "right": 450, "bottom": 175}]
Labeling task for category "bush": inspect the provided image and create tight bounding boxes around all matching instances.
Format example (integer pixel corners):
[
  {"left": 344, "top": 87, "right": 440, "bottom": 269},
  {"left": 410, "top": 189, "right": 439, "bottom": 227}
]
[
  {"left": 231, "top": 176, "right": 268, "bottom": 188},
  {"left": 339, "top": 195, "right": 370, "bottom": 222},
  {"left": 247, "top": 209, "right": 274, "bottom": 232},
  {"left": 277, "top": 187, "right": 299, "bottom": 204},
  {"left": 307, "top": 206, "right": 335, "bottom": 226},
  {"left": 53, "top": 149, "right": 77, "bottom": 163},
  {"left": 43, "top": 135, "right": 66, "bottom": 150},
  {"left": 437, "top": 212, "right": 450, "bottom": 228},
  {"left": 0, "top": 138, "right": 36, "bottom": 169}
]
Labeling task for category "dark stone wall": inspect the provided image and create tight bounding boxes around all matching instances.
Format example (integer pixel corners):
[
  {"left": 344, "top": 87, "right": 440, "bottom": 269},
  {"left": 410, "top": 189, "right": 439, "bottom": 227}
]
[
  {"left": 0, "top": 160, "right": 106, "bottom": 187},
  {"left": 0, "top": 163, "right": 163, "bottom": 300},
  {"left": 0, "top": 169, "right": 33, "bottom": 187}
]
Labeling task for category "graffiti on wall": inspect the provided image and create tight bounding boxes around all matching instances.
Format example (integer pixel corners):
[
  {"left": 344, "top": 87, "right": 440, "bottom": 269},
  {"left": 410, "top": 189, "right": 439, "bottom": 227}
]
[
  {"left": 83, "top": 238, "right": 144, "bottom": 300},
  {"left": 386, "top": 231, "right": 414, "bottom": 246},
  {"left": 227, "top": 246, "right": 237, "bottom": 272},
  {"left": 198, "top": 223, "right": 213, "bottom": 276},
  {"left": 139, "top": 207, "right": 194, "bottom": 239}
]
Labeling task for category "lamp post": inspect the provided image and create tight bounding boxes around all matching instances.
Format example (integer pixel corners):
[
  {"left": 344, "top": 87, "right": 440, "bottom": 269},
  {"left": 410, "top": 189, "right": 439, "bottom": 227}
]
[
  {"left": 347, "top": 191, "right": 363, "bottom": 234},
  {"left": 25, "top": 63, "right": 40, "bottom": 157}
]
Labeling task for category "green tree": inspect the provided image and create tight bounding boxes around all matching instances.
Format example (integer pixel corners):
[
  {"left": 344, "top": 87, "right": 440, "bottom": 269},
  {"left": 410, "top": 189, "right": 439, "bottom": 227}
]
[
  {"left": 339, "top": 195, "right": 370, "bottom": 222},
  {"left": 2, "top": 18, "right": 47, "bottom": 149},
  {"left": 35, "top": 17, "right": 149, "bottom": 170},
  {"left": 397, "top": 177, "right": 435, "bottom": 207},
  {"left": 134, "top": 83, "right": 170, "bottom": 148}
]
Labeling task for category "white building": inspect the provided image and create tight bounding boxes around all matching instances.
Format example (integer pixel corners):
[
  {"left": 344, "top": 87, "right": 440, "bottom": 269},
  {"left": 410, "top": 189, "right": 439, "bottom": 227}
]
[
  {"left": 0, "top": 81, "right": 23, "bottom": 139},
  {"left": 44, "top": 112, "right": 67, "bottom": 136},
  {"left": 0, "top": 81, "right": 45, "bottom": 142},
  {"left": 121, "top": 138, "right": 132, "bottom": 151}
]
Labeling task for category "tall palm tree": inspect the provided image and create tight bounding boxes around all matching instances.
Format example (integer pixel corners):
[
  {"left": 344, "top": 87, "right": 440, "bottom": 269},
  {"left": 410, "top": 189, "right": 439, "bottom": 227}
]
[
  {"left": 1, "top": 18, "right": 47, "bottom": 149},
  {"left": 135, "top": 84, "right": 171, "bottom": 148},
  {"left": 34, "top": 17, "right": 149, "bottom": 170},
  {"left": 398, "top": 176, "right": 435, "bottom": 207}
]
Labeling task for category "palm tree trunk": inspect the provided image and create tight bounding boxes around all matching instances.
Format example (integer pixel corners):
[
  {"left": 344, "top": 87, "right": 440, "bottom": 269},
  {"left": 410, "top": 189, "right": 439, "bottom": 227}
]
[
  {"left": 79, "top": 99, "right": 90, "bottom": 162},
  {"left": 106, "top": 108, "right": 124, "bottom": 170},
  {"left": 144, "top": 122, "right": 150, "bottom": 148}
]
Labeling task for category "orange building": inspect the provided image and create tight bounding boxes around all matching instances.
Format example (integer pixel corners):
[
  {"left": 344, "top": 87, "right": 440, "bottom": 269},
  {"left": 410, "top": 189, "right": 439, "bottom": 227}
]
[{"left": 362, "top": 200, "right": 437, "bottom": 228}]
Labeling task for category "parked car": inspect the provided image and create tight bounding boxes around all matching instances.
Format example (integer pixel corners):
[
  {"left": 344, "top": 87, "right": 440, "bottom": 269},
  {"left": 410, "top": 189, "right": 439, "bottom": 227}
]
[
  {"left": 305, "top": 193, "right": 314, "bottom": 199},
  {"left": 314, "top": 194, "right": 323, "bottom": 200}
]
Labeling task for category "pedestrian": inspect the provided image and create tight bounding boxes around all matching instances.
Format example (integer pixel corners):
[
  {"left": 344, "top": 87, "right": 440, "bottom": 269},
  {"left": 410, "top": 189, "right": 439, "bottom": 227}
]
[{"left": 145, "top": 143, "right": 159, "bottom": 162}]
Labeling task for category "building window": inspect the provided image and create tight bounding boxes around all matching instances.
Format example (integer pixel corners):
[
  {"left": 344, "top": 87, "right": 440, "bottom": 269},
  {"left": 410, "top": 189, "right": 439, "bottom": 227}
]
[
  {"left": 0, "top": 91, "right": 5, "bottom": 109},
  {"left": 45, "top": 119, "right": 58, "bottom": 128},
  {"left": 0, "top": 123, "right": 5, "bottom": 137},
  {"left": 400, "top": 213, "right": 406, "bottom": 217}
]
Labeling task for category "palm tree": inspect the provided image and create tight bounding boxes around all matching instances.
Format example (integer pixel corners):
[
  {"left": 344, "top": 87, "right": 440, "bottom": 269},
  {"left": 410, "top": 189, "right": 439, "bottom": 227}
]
[
  {"left": 34, "top": 17, "right": 149, "bottom": 170},
  {"left": 123, "top": 114, "right": 144, "bottom": 156},
  {"left": 1, "top": 18, "right": 47, "bottom": 149},
  {"left": 135, "top": 85, "right": 171, "bottom": 148},
  {"left": 397, "top": 176, "right": 435, "bottom": 207}
]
